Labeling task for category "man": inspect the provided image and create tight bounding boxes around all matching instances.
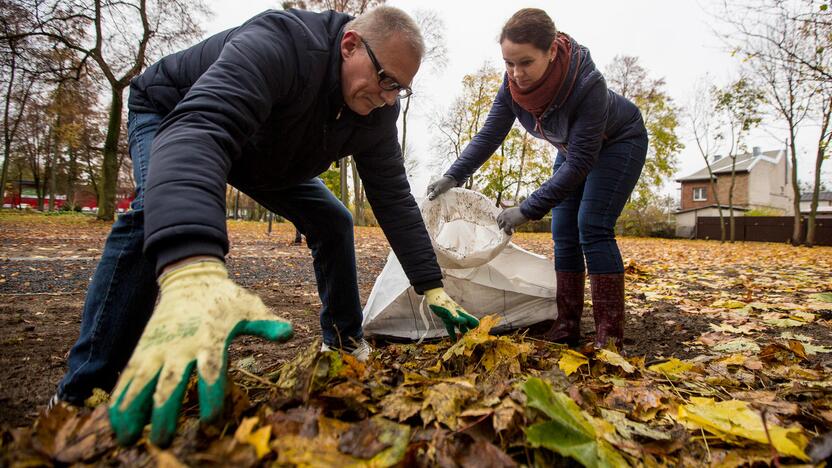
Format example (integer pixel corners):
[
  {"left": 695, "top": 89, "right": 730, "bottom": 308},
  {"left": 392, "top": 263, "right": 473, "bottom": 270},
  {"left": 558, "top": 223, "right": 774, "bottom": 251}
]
[{"left": 53, "top": 6, "right": 480, "bottom": 447}]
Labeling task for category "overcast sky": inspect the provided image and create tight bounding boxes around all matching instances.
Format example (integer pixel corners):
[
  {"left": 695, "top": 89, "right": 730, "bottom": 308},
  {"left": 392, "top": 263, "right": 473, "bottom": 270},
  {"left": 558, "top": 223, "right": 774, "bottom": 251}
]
[{"left": 202, "top": 0, "right": 829, "bottom": 197}]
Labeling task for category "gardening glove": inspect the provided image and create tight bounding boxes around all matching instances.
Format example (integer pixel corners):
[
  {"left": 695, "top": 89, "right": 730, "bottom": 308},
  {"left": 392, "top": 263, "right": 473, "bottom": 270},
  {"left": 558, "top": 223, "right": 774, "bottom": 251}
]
[
  {"left": 426, "top": 175, "right": 458, "bottom": 200},
  {"left": 109, "top": 259, "right": 293, "bottom": 447},
  {"left": 496, "top": 207, "right": 529, "bottom": 235},
  {"left": 425, "top": 287, "right": 479, "bottom": 341}
]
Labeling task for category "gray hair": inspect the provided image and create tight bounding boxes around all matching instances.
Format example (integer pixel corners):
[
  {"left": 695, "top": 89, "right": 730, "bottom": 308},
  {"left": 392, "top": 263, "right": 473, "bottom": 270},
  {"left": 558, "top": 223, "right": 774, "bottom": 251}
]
[{"left": 345, "top": 6, "right": 424, "bottom": 60}]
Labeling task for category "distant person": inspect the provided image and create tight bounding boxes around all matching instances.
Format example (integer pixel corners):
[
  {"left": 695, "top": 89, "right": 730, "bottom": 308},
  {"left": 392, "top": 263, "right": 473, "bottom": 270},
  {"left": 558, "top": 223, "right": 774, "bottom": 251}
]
[
  {"left": 428, "top": 8, "right": 647, "bottom": 351},
  {"left": 53, "top": 6, "right": 478, "bottom": 447},
  {"left": 293, "top": 226, "right": 303, "bottom": 244}
]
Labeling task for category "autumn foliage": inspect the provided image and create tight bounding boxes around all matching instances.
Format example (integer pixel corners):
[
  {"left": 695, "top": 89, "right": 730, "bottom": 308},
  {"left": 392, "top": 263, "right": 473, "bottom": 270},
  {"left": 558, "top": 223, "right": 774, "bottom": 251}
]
[{"left": 1, "top": 213, "right": 831, "bottom": 466}]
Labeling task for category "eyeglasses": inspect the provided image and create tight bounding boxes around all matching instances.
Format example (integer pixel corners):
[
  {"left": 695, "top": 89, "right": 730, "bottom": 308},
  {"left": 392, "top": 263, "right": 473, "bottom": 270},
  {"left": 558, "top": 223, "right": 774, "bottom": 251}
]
[{"left": 358, "top": 36, "right": 413, "bottom": 99}]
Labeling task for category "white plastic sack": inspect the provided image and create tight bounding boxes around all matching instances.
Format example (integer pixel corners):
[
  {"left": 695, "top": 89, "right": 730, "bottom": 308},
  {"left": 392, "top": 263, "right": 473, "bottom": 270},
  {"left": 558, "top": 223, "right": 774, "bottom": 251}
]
[{"left": 362, "top": 188, "right": 557, "bottom": 340}]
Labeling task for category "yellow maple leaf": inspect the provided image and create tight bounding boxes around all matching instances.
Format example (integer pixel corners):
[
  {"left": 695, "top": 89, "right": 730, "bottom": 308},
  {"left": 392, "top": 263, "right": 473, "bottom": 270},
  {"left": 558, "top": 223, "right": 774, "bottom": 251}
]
[
  {"left": 648, "top": 358, "right": 695, "bottom": 379},
  {"left": 234, "top": 416, "right": 273, "bottom": 460},
  {"left": 596, "top": 349, "right": 636, "bottom": 373},
  {"left": 677, "top": 397, "right": 809, "bottom": 461},
  {"left": 558, "top": 349, "right": 589, "bottom": 376}
]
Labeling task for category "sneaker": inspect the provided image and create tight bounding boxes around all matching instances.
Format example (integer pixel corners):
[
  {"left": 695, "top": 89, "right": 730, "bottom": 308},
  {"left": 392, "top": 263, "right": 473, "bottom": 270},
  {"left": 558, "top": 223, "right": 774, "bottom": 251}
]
[
  {"left": 321, "top": 338, "right": 372, "bottom": 362},
  {"left": 47, "top": 393, "right": 62, "bottom": 411}
]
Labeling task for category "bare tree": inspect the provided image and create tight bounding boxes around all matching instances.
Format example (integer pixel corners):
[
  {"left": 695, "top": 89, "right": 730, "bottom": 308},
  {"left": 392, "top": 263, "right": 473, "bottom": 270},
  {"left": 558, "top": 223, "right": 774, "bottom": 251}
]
[
  {"left": 16, "top": 0, "right": 208, "bottom": 220},
  {"left": 605, "top": 55, "right": 683, "bottom": 205},
  {"left": 717, "top": 0, "right": 820, "bottom": 244},
  {"left": 0, "top": 1, "right": 38, "bottom": 204},
  {"left": 713, "top": 77, "right": 765, "bottom": 242},
  {"left": 400, "top": 9, "right": 447, "bottom": 162},
  {"left": 689, "top": 76, "right": 727, "bottom": 242},
  {"left": 431, "top": 62, "right": 502, "bottom": 190}
]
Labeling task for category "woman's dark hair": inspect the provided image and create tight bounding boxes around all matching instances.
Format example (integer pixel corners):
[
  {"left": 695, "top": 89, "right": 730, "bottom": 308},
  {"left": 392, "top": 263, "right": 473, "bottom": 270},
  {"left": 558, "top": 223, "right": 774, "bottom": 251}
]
[{"left": 499, "top": 8, "right": 557, "bottom": 52}]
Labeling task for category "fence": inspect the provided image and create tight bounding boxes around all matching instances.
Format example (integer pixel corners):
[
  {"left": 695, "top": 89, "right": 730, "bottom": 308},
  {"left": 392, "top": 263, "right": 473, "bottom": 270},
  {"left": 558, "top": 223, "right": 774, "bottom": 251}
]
[{"left": 695, "top": 216, "right": 832, "bottom": 245}]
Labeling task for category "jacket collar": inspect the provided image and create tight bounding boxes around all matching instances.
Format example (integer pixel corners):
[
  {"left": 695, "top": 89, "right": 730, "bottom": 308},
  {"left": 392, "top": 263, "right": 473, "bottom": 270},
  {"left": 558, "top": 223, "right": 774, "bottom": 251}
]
[{"left": 540, "top": 34, "right": 582, "bottom": 119}]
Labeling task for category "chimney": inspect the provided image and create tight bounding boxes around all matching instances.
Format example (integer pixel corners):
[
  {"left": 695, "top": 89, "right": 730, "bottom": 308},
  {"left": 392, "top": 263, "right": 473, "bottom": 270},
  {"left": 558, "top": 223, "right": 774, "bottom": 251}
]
[
  {"left": 753, "top": 146, "right": 762, "bottom": 157},
  {"left": 713, "top": 154, "right": 722, "bottom": 162}
]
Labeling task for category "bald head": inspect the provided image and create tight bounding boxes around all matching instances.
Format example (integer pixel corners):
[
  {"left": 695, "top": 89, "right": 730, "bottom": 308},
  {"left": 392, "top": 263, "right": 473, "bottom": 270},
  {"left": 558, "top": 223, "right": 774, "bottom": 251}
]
[{"left": 344, "top": 6, "right": 424, "bottom": 62}]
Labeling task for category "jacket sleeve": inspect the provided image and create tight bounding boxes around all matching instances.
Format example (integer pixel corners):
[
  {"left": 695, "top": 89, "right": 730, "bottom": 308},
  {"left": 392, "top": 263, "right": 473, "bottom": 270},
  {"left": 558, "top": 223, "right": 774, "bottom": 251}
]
[
  {"left": 354, "top": 118, "right": 443, "bottom": 294},
  {"left": 520, "top": 77, "right": 609, "bottom": 220},
  {"left": 444, "top": 76, "right": 516, "bottom": 184},
  {"left": 143, "top": 15, "right": 299, "bottom": 274}
]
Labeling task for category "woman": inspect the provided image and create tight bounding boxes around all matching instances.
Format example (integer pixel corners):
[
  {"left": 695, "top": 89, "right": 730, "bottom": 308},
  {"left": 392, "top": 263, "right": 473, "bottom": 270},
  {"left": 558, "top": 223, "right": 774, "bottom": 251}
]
[{"left": 427, "top": 8, "right": 648, "bottom": 350}]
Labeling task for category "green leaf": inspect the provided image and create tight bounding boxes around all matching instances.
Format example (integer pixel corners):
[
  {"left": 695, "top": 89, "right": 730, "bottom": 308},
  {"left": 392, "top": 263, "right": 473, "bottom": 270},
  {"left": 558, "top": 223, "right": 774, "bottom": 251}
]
[{"left": 522, "top": 378, "right": 628, "bottom": 467}]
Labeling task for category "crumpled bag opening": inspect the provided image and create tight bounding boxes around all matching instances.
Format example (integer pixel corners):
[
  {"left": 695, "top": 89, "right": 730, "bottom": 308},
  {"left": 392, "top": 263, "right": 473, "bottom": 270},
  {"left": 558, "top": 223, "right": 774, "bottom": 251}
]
[{"left": 421, "top": 188, "right": 511, "bottom": 269}]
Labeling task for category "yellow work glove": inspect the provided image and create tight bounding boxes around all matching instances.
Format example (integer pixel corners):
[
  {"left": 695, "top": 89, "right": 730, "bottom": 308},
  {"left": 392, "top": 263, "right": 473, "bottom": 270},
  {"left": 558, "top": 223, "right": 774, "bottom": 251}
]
[
  {"left": 424, "top": 287, "right": 480, "bottom": 341},
  {"left": 108, "top": 259, "right": 292, "bottom": 447}
]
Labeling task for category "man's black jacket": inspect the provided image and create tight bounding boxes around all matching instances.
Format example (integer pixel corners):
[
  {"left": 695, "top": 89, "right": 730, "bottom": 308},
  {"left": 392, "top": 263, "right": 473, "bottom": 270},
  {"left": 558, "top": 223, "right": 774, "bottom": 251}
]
[{"left": 130, "top": 9, "right": 442, "bottom": 292}]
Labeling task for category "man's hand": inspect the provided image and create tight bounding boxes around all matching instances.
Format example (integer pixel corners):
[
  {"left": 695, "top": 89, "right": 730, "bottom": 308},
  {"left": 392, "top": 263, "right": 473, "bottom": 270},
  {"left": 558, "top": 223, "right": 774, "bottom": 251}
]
[
  {"left": 426, "top": 175, "right": 458, "bottom": 201},
  {"left": 108, "top": 259, "right": 292, "bottom": 447},
  {"left": 425, "top": 288, "right": 479, "bottom": 341},
  {"left": 496, "top": 207, "right": 529, "bottom": 235}
]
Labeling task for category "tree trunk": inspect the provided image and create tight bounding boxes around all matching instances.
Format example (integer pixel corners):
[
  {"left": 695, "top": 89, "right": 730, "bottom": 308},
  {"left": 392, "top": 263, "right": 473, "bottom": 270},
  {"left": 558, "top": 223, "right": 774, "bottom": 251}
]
[
  {"left": 98, "top": 87, "right": 125, "bottom": 221},
  {"left": 788, "top": 132, "right": 802, "bottom": 245},
  {"left": 514, "top": 132, "right": 528, "bottom": 203},
  {"left": 728, "top": 157, "right": 737, "bottom": 243},
  {"left": 67, "top": 147, "right": 78, "bottom": 209},
  {"left": 350, "top": 157, "right": 364, "bottom": 226},
  {"left": 233, "top": 189, "right": 240, "bottom": 219},
  {"left": 1, "top": 54, "right": 15, "bottom": 206},
  {"left": 401, "top": 95, "right": 411, "bottom": 159},
  {"left": 707, "top": 173, "right": 725, "bottom": 242},
  {"left": 339, "top": 157, "right": 349, "bottom": 206},
  {"left": 48, "top": 115, "right": 61, "bottom": 212},
  {"left": 807, "top": 95, "right": 831, "bottom": 247}
]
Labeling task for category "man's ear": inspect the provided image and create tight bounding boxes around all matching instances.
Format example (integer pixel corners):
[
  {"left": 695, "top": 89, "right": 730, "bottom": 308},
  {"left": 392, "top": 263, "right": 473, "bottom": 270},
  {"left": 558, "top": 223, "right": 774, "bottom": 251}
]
[{"left": 341, "top": 30, "right": 360, "bottom": 60}]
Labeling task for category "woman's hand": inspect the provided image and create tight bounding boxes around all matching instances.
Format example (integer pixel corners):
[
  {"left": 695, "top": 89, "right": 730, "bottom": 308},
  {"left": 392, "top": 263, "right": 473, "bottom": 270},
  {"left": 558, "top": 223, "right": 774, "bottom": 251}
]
[{"left": 496, "top": 207, "right": 529, "bottom": 234}]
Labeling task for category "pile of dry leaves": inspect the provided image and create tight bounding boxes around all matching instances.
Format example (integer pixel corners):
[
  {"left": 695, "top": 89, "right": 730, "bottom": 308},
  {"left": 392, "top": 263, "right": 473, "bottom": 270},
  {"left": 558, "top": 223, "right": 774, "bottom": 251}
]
[{"left": 2, "top": 307, "right": 831, "bottom": 467}]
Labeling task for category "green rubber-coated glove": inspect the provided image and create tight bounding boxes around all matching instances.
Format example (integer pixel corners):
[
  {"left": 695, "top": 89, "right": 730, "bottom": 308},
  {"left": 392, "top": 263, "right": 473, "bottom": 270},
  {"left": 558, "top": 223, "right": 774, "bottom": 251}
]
[
  {"left": 108, "top": 259, "right": 293, "bottom": 447},
  {"left": 425, "top": 287, "right": 480, "bottom": 341}
]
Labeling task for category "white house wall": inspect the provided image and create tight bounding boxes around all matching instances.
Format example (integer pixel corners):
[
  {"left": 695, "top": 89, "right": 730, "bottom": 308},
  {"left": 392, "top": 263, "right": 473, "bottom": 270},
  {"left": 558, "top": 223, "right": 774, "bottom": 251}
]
[{"left": 747, "top": 150, "right": 793, "bottom": 214}]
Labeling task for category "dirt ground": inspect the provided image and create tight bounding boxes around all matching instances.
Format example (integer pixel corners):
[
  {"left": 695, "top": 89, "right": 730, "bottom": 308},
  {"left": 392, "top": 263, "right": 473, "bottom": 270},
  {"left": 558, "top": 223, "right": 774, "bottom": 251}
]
[{"left": 1, "top": 212, "right": 830, "bottom": 430}]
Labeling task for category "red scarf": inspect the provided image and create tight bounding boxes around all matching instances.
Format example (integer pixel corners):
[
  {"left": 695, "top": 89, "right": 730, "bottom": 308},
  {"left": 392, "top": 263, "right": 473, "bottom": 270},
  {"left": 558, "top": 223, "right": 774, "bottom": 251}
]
[{"left": 508, "top": 33, "right": 572, "bottom": 117}]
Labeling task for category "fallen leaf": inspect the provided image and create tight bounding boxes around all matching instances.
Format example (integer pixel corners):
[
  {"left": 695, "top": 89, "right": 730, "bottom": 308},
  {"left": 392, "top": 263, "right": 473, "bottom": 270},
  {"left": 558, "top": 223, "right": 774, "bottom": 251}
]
[
  {"left": 234, "top": 416, "right": 272, "bottom": 460},
  {"left": 810, "top": 292, "right": 832, "bottom": 303},
  {"left": 712, "top": 337, "right": 760, "bottom": 353},
  {"left": 559, "top": 349, "right": 589, "bottom": 376},
  {"left": 523, "top": 378, "right": 628, "bottom": 468},
  {"left": 599, "top": 408, "right": 672, "bottom": 441},
  {"left": 595, "top": 349, "right": 636, "bottom": 373},
  {"left": 677, "top": 397, "right": 809, "bottom": 461},
  {"left": 647, "top": 358, "right": 696, "bottom": 379},
  {"left": 711, "top": 299, "right": 747, "bottom": 309},
  {"left": 420, "top": 381, "right": 478, "bottom": 429}
]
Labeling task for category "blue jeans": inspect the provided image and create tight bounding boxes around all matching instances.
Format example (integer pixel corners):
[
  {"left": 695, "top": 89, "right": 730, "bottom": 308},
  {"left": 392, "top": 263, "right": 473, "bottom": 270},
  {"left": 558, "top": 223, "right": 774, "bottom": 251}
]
[
  {"left": 57, "top": 112, "right": 160, "bottom": 404},
  {"left": 57, "top": 112, "right": 363, "bottom": 403},
  {"left": 245, "top": 180, "right": 363, "bottom": 347},
  {"left": 551, "top": 132, "right": 648, "bottom": 274}
]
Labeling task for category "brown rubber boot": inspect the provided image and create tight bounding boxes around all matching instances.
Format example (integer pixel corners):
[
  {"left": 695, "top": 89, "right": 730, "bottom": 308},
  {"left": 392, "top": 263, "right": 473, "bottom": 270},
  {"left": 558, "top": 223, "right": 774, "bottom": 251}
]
[
  {"left": 538, "top": 271, "right": 585, "bottom": 346},
  {"left": 590, "top": 273, "right": 625, "bottom": 350}
]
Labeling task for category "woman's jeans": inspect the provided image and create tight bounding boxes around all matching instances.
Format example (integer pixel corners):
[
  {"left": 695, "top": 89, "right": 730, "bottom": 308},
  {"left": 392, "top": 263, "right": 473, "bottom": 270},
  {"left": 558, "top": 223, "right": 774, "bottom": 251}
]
[
  {"left": 57, "top": 112, "right": 363, "bottom": 404},
  {"left": 551, "top": 132, "right": 648, "bottom": 274}
]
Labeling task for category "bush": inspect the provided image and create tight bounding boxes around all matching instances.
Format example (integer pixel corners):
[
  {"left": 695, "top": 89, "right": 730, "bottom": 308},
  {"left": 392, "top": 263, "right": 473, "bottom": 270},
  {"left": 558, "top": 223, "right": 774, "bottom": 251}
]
[
  {"left": 616, "top": 196, "right": 677, "bottom": 238},
  {"left": 516, "top": 216, "right": 551, "bottom": 233},
  {"left": 744, "top": 208, "right": 781, "bottom": 217}
]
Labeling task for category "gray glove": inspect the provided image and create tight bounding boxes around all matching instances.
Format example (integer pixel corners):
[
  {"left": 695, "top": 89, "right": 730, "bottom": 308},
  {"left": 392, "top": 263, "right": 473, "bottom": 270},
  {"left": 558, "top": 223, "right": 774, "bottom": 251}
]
[
  {"left": 426, "top": 175, "right": 458, "bottom": 200},
  {"left": 496, "top": 207, "right": 529, "bottom": 235}
]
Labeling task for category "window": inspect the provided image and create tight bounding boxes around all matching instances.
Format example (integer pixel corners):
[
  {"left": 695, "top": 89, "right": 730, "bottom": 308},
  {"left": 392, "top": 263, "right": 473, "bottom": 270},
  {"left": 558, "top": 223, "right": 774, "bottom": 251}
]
[{"left": 693, "top": 187, "right": 707, "bottom": 201}]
